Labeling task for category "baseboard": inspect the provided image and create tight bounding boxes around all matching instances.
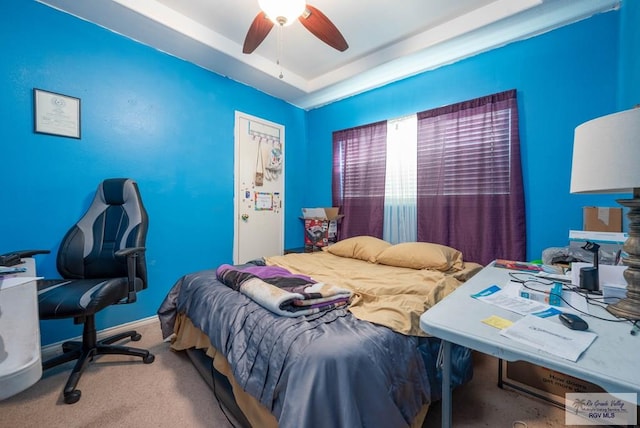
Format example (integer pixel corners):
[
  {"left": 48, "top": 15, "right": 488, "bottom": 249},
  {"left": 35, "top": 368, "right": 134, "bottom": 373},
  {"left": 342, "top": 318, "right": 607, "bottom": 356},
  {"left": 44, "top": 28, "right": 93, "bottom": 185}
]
[{"left": 40, "top": 315, "right": 158, "bottom": 361}]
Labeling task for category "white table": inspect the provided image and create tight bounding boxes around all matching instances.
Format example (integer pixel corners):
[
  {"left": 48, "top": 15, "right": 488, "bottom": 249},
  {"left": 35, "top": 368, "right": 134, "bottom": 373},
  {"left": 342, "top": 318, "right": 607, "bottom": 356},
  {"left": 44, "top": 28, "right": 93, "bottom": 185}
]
[
  {"left": 0, "top": 271, "right": 42, "bottom": 400},
  {"left": 420, "top": 262, "right": 640, "bottom": 428}
]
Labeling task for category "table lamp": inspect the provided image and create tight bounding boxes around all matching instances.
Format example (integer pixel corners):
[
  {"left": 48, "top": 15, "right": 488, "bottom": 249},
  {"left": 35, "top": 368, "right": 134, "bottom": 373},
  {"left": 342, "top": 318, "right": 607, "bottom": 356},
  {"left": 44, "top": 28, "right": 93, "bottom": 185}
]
[{"left": 570, "top": 106, "right": 640, "bottom": 320}]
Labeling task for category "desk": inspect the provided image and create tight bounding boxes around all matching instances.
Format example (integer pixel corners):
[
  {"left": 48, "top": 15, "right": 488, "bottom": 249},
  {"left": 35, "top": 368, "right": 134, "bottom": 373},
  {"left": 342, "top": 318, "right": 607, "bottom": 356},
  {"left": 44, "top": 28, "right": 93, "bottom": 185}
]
[
  {"left": 0, "top": 260, "right": 42, "bottom": 400},
  {"left": 420, "top": 262, "right": 640, "bottom": 428}
]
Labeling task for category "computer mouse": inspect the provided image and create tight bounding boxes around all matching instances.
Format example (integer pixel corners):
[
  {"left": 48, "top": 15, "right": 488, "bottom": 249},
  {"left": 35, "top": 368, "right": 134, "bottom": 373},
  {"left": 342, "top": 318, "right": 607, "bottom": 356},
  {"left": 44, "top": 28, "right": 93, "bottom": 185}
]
[{"left": 559, "top": 313, "right": 589, "bottom": 331}]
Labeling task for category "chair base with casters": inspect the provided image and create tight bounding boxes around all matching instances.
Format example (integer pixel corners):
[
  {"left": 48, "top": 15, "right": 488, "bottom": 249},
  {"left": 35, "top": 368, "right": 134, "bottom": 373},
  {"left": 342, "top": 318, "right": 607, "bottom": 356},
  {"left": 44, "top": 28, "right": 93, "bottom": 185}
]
[{"left": 42, "top": 313, "right": 154, "bottom": 404}]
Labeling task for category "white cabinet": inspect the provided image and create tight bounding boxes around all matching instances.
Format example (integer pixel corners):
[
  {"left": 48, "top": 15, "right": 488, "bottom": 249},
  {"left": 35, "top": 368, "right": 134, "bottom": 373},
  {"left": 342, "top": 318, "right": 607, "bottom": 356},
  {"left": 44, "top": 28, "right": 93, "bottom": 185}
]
[{"left": 0, "top": 276, "right": 42, "bottom": 400}]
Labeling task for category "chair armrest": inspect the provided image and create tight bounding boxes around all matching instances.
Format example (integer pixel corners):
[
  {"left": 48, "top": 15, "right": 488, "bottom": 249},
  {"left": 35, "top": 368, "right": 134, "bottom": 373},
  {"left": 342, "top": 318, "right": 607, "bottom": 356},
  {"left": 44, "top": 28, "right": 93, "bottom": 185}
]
[
  {"left": 1, "top": 250, "right": 50, "bottom": 266},
  {"left": 115, "top": 247, "right": 145, "bottom": 257},
  {"left": 115, "top": 247, "right": 146, "bottom": 303}
]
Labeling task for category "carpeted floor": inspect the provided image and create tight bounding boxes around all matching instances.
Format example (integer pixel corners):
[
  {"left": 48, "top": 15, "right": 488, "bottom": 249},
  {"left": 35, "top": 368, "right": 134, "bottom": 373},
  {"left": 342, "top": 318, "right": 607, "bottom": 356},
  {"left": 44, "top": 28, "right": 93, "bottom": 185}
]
[
  {"left": 0, "top": 319, "right": 238, "bottom": 428},
  {"left": 422, "top": 352, "right": 567, "bottom": 427},
  {"left": 0, "top": 318, "right": 569, "bottom": 427}
]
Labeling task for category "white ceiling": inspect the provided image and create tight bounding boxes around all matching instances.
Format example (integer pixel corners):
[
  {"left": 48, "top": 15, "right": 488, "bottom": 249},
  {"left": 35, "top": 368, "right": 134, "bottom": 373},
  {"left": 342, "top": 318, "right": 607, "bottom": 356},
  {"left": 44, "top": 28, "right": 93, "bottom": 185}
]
[{"left": 37, "top": 0, "right": 619, "bottom": 110}]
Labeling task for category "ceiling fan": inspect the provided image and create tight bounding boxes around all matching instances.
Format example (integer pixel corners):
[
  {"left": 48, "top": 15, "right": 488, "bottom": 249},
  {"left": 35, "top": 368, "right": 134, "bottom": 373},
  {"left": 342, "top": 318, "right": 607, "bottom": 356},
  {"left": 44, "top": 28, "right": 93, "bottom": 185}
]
[{"left": 243, "top": 0, "right": 349, "bottom": 54}]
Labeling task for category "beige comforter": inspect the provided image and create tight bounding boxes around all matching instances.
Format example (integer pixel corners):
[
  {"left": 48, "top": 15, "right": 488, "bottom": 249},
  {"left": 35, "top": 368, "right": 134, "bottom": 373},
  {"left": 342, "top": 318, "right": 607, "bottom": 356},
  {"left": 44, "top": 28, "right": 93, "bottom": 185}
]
[{"left": 265, "top": 251, "right": 482, "bottom": 336}]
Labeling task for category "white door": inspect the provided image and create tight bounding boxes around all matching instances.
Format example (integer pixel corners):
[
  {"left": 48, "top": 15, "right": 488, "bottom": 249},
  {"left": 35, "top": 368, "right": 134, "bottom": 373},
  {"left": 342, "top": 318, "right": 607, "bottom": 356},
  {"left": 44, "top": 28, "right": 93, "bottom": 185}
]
[{"left": 234, "top": 111, "right": 285, "bottom": 264}]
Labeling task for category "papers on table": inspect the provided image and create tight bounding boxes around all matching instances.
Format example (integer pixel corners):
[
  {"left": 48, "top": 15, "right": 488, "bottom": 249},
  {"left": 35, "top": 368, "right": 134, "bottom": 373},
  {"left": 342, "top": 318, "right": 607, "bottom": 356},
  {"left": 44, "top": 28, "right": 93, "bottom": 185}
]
[
  {"left": 535, "top": 271, "right": 572, "bottom": 283},
  {"left": 481, "top": 315, "right": 513, "bottom": 329},
  {"left": 471, "top": 284, "right": 562, "bottom": 317},
  {"left": 500, "top": 314, "right": 597, "bottom": 362},
  {"left": 472, "top": 284, "right": 598, "bottom": 361},
  {"left": 570, "top": 262, "right": 626, "bottom": 289}
]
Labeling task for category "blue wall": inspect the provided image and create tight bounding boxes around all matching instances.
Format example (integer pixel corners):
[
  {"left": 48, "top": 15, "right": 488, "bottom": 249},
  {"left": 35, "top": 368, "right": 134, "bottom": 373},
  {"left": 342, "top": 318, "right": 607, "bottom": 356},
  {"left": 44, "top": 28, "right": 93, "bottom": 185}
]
[
  {"left": 1, "top": 1, "right": 638, "bottom": 346},
  {"left": 618, "top": 0, "right": 640, "bottom": 108},
  {"left": 1, "top": 1, "right": 308, "bottom": 345},
  {"left": 308, "top": 6, "right": 637, "bottom": 263}
]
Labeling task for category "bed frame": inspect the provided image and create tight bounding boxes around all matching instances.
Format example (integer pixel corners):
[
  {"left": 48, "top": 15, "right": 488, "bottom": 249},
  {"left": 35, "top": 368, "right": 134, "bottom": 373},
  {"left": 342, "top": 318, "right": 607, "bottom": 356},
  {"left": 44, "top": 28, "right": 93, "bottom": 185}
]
[{"left": 185, "top": 347, "right": 252, "bottom": 427}]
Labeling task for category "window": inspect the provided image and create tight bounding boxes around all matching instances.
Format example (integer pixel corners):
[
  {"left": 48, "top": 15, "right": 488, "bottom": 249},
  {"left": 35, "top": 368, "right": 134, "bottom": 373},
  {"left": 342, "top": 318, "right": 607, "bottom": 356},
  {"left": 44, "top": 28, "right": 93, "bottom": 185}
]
[
  {"left": 417, "top": 89, "right": 525, "bottom": 264},
  {"left": 333, "top": 89, "right": 525, "bottom": 264},
  {"left": 384, "top": 115, "right": 417, "bottom": 243}
]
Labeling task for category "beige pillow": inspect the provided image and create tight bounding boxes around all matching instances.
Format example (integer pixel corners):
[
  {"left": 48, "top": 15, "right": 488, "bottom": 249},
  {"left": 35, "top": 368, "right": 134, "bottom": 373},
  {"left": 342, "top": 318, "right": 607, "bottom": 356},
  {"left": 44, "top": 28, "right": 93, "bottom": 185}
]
[
  {"left": 325, "top": 236, "right": 391, "bottom": 263},
  {"left": 375, "top": 242, "right": 464, "bottom": 271}
]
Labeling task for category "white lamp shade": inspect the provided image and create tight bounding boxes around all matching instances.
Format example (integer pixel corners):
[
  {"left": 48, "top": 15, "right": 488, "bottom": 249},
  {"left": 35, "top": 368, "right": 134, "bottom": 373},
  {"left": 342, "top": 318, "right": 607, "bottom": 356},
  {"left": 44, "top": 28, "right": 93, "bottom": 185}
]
[
  {"left": 570, "top": 107, "right": 640, "bottom": 194},
  {"left": 258, "top": 0, "right": 306, "bottom": 26}
]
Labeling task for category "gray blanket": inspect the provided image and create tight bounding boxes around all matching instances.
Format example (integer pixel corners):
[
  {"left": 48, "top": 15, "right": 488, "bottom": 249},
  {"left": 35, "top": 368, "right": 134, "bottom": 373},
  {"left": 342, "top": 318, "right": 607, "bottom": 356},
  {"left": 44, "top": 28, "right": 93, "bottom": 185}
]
[{"left": 158, "top": 264, "right": 471, "bottom": 428}]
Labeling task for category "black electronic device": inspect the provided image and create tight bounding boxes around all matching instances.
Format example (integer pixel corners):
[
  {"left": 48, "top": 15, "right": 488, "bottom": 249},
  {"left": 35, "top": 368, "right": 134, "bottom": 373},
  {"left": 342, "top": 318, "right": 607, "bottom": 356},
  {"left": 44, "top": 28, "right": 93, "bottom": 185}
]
[
  {"left": 579, "top": 241, "right": 600, "bottom": 293},
  {"left": 559, "top": 312, "right": 589, "bottom": 331}
]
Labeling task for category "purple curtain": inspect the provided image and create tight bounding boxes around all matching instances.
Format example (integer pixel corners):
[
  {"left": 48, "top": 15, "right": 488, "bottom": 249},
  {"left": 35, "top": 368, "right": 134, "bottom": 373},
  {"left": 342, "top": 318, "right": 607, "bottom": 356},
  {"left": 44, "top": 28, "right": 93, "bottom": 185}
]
[
  {"left": 416, "top": 89, "right": 525, "bottom": 265},
  {"left": 332, "top": 121, "right": 387, "bottom": 239}
]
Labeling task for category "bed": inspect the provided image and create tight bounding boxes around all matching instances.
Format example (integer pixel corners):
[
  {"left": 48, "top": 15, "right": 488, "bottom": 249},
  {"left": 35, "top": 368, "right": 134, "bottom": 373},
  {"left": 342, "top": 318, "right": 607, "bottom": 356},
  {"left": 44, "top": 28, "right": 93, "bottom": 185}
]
[{"left": 158, "top": 236, "right": 483, "bottom": 428}]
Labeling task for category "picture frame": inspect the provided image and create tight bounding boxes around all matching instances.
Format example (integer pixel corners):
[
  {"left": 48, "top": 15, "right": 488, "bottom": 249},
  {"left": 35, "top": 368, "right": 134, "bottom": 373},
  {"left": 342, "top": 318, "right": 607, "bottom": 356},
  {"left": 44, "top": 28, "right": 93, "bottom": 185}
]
[{"left": 33, "top": 88, "right": 81, "bottom": 139}]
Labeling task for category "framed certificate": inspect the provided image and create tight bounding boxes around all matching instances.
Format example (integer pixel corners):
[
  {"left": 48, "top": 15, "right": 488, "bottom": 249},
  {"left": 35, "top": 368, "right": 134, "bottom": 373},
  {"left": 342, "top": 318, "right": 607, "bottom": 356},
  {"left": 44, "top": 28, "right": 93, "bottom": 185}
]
[{"left": 33, "top": 88, "right": 81, "bottom": 139}]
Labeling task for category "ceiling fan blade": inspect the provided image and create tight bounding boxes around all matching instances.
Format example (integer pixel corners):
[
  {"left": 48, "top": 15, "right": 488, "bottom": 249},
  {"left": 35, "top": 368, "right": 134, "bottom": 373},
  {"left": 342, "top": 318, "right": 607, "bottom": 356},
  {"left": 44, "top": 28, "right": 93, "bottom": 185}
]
[
  {"left": 299, "top": 5, "right": 348, "bottom": 52},
  {"left": 243, "top": 12, "right": 274, "bottom": 54}
]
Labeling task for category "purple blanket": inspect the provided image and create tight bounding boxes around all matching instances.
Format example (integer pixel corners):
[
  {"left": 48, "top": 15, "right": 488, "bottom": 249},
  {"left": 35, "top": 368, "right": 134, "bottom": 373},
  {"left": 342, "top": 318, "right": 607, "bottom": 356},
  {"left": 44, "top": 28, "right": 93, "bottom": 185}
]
[{"left": 216, "top": 264, "right": 352, "bottom": 316}]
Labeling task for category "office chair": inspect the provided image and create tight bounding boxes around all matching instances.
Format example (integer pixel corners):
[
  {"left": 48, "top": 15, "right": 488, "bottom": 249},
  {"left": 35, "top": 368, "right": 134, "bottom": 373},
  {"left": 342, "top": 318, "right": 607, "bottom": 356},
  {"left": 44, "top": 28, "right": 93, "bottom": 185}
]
[{"left": 31, "top": 178, "right": 154, "bottom": 404}]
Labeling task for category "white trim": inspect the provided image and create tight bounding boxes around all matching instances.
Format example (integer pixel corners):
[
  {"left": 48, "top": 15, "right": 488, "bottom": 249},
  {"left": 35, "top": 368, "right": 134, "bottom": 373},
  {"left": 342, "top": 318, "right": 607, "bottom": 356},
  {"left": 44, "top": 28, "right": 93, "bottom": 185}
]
[
  {"left": 36, "top": 0, "right": 620, "bottom": 109},
  {"left": 40, "top": 315, "right": 158, "bottom": 361}
]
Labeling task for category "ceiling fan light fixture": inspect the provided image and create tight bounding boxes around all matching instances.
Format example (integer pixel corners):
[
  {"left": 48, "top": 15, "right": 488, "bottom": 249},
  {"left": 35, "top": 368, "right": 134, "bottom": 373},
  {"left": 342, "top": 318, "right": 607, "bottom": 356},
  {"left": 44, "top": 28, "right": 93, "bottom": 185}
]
[{"left": 258, "top": 0, "right": 306, "bottom": 26}]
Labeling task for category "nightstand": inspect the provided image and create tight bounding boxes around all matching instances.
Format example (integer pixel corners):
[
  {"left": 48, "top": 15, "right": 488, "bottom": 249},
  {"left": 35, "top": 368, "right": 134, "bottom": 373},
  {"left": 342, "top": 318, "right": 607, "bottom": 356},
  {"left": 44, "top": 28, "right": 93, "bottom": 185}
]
[{"left": 283, "top": 246, "right": 322, "bottom": 255}]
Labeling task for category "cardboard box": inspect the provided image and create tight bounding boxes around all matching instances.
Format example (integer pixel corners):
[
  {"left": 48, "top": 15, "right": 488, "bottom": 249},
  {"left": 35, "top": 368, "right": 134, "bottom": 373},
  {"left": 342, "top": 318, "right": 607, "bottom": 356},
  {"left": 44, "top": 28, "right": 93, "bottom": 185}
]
[
  {"left": 500, "top": 360, "right": 605, "bottom": 408},
  {"left": 300, "top": 208, "right": 344, "bottom": 248},
  {"left": 583, "top": 207, "right": 622, "bottom": 232}
]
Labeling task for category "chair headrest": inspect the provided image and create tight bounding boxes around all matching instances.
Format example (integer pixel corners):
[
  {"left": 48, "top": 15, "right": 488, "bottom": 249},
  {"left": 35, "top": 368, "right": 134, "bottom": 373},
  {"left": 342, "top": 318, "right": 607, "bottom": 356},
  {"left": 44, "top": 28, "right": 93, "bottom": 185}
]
[{"left": 102, "top": 178, "right": 132, "bottom": 205}]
